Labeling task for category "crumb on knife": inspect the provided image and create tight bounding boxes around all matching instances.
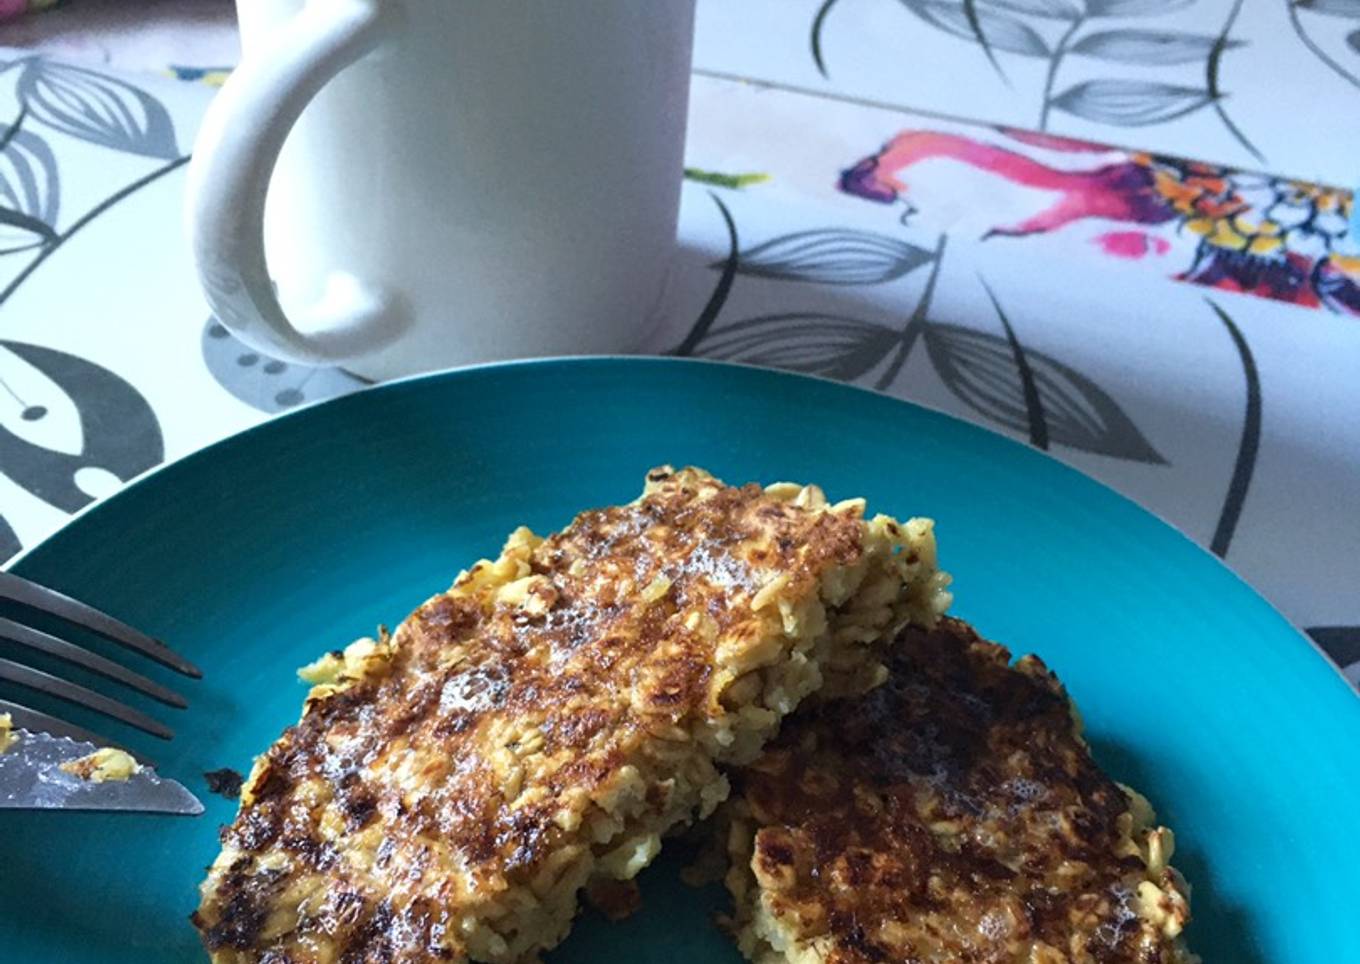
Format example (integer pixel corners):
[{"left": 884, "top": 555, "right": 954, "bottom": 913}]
[
  {"left": 60, "top": 746, "right": 142, "bottom": 783},
  {"left": 0, "top": 713, "right": 16, "bottom": 754}
]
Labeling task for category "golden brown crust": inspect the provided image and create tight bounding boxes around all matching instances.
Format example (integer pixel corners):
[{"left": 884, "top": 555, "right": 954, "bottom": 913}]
[
  {"left": 194, "top": 467, "right": 949, "bottom": 963},
  {"left": 725, "top": 618, "right": 1196, "bottom": 964}
]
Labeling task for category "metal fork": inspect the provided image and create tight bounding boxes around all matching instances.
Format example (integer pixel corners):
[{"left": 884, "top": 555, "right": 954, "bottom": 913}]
[{"left": 0, "top": 570, "right": 200, "bottom": 751}]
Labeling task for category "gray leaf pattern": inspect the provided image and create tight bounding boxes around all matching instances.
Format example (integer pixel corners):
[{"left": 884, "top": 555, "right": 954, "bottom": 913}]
[
  {"left": 1072, "top": 29, "right": 1229, "bottom": 64},
  {"left": 899, "top": 1, "right": 1050, "bottom": 56},
  {"left": 0, "top": 513, "right": 19, "bottom": 561},
  {"left": 1307, "top": 626, "right": 1360, "bottom": 667},
  {"left": 0, "top": 130, "right": 59, "bottom": 254},
  {"left": 981, "top": 0, "right": 1083, "bottom": 19},
  {"left": 922, "top": 322, "right": 1166, "bottom": 462},
  {"left": 200, "top": 320, "right": 366, "bottom": 414},
  {"left": 1295, "top": 0, "right": 1360, "bottom": 17},
  {"left": 1050, "top": 79, "right": 1213, "bottom": 126},
  {"left": 1288, "top": 0, "right": 1360, "bottom": 92},
  {"left": 696, "top": 313, "right": 902, "bottom": 381},
  {"left": 727, "top": 229, "right": 935, "bottom": 285},
  {"left": 1085, "top": 0, "right": 1196, "bottom": 15},
  {"left": 0, "top": 341, "right": 163, "bottom": 513},
  {"left": 17, "top": 60, "right": 180, "bottom": 159}
]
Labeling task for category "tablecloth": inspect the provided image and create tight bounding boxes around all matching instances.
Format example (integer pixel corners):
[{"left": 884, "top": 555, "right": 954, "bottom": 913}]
[{"left": 1, "top": 1, "right": 1358, "bottom": 683}]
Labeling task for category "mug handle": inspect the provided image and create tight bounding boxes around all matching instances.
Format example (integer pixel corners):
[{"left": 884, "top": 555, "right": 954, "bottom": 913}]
[{"left": 186, "top": 0, "right": 404, "bottom": 366}]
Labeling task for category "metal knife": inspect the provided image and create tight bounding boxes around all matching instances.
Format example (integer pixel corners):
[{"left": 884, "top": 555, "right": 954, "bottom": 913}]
[{"left": 0, "top": 728, "right": 204, "bottom": 815}]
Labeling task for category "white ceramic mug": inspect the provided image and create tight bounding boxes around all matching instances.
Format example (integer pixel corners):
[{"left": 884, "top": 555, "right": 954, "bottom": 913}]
[{"left": 187, "top": 0, "right": 695, "bottom": 381}]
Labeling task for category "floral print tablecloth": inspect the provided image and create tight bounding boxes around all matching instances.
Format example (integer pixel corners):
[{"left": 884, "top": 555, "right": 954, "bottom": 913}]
[{"left": 1, "top": 0, "right": 1358, "bottom": 683}]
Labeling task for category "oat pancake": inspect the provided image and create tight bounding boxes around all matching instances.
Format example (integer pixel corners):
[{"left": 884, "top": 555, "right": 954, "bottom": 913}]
[
  {"left": 723, "top": 618, "right": 1196, "bottom": 964},
  {"left": 193, "top": 467, "right": 950, "bottom": 963}
]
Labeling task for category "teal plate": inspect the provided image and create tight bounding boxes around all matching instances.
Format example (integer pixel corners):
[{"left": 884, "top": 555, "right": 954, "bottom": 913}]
[{"left": 2, "top": 358, "right": 1356, "bottom": 962}]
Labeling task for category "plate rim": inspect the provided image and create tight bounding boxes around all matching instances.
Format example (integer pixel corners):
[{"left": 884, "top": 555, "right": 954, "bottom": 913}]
[{"left": 5, "top": 353, "right": 1354, "bottom": 697}]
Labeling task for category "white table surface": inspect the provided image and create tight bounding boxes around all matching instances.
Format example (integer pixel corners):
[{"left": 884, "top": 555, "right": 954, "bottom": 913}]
[{"left": 1, "top": 0, "right": 1358, "bottom": 682}]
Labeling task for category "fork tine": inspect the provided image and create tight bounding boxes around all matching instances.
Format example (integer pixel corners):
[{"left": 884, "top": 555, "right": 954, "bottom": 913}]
[
  {"left": 0, "top": 572, "right": 200, "bottom": 678},
  {"left": 0, "top": 698, "right": 123, "bottom": 752},
  {"left": 0, "top": 698, "right": 155, "bottom": 766},
  {"left": 0, "top": 617, "right": 188, "bottom": 708},
  {"left": 0, "top": 658, "right": 173, "bottom": 739}
]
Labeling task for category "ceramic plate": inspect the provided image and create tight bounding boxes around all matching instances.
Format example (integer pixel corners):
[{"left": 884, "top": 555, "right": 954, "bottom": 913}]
[{"left": 2, "top": 358, "right": 1356, "bottom": 962}]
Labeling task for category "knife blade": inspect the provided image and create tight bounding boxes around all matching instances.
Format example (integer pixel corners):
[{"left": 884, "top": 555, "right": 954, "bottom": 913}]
[{"left": 0, "top": 728, "right": 204, "bottom": 815}]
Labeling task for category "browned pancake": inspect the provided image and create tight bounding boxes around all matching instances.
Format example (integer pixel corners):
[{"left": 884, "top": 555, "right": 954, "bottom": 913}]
[
  {"left": 193, "top": 467, "right": 950, "bottom": 963},
  {"left": 723, "top": 618, "right": 1196, "bottom": 964}
]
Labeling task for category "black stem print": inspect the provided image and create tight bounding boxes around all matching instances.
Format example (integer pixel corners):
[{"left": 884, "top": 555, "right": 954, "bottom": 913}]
[
  {"left": 0, "top": 155, "right": 189, "bottom": 311},
  {"left": 811, "top": 0, "right": 843, "bottom": 78},
  {"left": 0, "top": 104, "right": 27, "bottom": 154},
  {"left": 981, "top": 278, "right": 1049, "bottom": 449},
  {"left": 673, "top": 192, "right": 739, "bottom": 356},
  {"left": 1206, "top": 299, "right": 1260, "bottom": 559},
  {"left": 1207, "top": 0, "right": 1266, "bottom": 163},
  {"left": 1287, "top": 0, "right": 1360, "bottom": 91},
  {"left": 1038, "top": 16, "right": 1086, "bottom": 130},
  {"left": 0, "top": 371, "right": 29, "bottom": 408},
  {"left": 963, "top": 0, "right": 1011, "bottom": 83},
  {"left": 874, "top": 233, "right": 948, "bottom": 391}
]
